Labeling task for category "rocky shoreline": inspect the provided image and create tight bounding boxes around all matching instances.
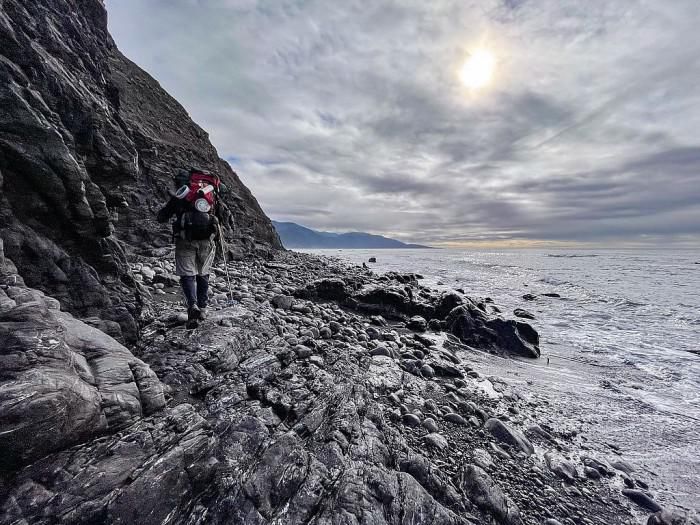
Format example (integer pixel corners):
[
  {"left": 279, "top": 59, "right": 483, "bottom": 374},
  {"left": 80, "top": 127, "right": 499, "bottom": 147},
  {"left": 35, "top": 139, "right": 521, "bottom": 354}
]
[
  {"left": 2, "top": 245, "right": 693, "bottom": 525},
  {"left": 0, "top": 4, "right": 695, "bottom": 521}
]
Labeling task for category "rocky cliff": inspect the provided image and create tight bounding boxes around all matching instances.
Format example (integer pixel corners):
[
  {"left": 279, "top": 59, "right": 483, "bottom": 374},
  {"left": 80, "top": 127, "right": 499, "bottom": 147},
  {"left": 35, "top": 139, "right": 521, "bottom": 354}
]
[{"left": 0, "top": 0, "right": 281, "bottom": 342}]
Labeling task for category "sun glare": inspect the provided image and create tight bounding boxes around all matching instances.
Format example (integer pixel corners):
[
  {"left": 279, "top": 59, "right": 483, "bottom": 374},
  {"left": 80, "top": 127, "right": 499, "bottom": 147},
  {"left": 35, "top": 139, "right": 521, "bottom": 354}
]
[{"left": 459, "top": 49, "right": 495, "bottom": 89}]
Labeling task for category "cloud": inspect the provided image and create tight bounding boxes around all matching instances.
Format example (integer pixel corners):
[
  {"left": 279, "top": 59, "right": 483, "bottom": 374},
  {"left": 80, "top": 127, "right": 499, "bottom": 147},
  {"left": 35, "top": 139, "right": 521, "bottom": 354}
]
[{"left": 105, "top": 0, "right": 700, "bottom": 246}]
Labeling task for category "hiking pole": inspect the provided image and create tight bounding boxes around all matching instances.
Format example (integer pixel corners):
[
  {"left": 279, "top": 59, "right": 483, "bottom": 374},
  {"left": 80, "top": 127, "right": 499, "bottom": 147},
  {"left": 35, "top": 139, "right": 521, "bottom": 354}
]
[{"left": 216, "top": 223, "right": 235, "bottom": 306}]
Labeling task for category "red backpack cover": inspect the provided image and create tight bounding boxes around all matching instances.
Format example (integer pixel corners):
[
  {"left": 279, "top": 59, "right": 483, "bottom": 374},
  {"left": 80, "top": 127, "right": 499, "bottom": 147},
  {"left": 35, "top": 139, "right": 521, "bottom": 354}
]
[{"left": 184, "top": 171, "right": 221, "bottom": 210}]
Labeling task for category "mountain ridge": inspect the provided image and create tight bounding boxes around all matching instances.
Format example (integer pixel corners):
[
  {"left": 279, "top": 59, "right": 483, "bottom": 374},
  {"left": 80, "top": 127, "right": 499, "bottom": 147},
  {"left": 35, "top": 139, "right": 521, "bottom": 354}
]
[{"left": 273, "top": 221, "right": 432, "bottom": 249}]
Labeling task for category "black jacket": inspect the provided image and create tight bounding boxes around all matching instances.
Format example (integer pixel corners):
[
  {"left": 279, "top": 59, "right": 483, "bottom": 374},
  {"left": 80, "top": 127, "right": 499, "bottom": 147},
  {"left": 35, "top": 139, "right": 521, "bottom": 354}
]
[
  {"left": 157, "top": 196, "right": 222, "bottom": 239},
  {"left": 157, "top": 196, "right": 188, "bottom": 224}
]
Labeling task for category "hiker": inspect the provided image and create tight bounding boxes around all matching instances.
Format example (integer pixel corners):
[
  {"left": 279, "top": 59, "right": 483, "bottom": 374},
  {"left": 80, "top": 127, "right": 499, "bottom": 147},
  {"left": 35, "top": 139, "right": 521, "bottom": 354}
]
[{"left": 157, "top": 168, "right": 224, "bottom": 327}]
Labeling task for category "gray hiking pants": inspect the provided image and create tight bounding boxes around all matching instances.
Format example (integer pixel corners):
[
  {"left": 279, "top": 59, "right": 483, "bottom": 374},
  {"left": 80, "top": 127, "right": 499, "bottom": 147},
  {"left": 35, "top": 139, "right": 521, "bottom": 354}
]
[{"left": 175, "top": 237, "right": 216, "bottom": 276}]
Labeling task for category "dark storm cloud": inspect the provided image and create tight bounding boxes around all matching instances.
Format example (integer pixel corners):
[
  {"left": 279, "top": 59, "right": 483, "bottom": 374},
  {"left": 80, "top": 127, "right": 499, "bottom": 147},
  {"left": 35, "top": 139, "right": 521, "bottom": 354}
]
[{"left": 105, "top": 0, "right": 700, "bottom": 246}]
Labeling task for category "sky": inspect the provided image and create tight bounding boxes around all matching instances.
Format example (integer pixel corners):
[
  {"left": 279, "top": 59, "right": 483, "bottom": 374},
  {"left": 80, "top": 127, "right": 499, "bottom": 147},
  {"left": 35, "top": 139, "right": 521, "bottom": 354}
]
[{"left": 105, "top": 0, "right": 700, "bottom": 248}]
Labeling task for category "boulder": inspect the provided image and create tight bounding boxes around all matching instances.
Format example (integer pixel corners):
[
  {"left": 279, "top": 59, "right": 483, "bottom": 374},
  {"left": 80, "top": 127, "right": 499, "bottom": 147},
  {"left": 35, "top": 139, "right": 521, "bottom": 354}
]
[
  {"left": 611, "top": 460, "right": 635, "bottom": 475},
  {"left": 407, "top": 315, "right": 428, "bottom": 331},
  {"left": 295, "top": 278, "right": 351, "bottom": 301},
  {"left": 383, "top": 272, "right": 423, "bottom": 285},
  {"left": 435, "top": 291, "right": 466, "bottom": 319},
  {"left": 443, "top": 413, "right": 468, "bottom": 426},
  {"left": 424, "top": 433, "right": 449, "bottom": 450},
  {"left": 544, "top": 452, "right": 578, "bottom": 482},
  {"left": 513, "top": 308, "right": 535, "bottom": 320},
  {"left": 460, "top": 464, "right": 522, "bottom": 524},
  {"left": 402, "top": 413, "right": 421, "bottom": 427},
  {"left": 0, "top": 260, "right": 165, "bottom": 470},
  {"left": 484, "top": 419, "right": 534, "bottom": 456},
  {"left": 351, "top": 285, "right": 435, "bottom": 319},
  {"left": 446, "top": 305, "right": 540, "bottom": 358},
  {"left": 622, "top": 489, "right": 662, "bottom": 512},
  {"left": 271, "top": 294, "right": 294, "bottom": 310},
  {"left": 472, "top": 448, "right": 494, "bottom": 470}
]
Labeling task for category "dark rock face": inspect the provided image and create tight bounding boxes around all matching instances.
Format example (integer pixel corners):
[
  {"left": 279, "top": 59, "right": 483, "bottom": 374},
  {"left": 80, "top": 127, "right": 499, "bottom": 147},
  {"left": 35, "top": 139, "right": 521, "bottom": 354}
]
[
  {"left": 0, "top": 240, "right": 165, "bottom": 471},
  {"left": 0, "top": 0, "right": 281, "bottom": 338},
  {"left": 446, "top": 305, "right": 540, "bottom": 358}
]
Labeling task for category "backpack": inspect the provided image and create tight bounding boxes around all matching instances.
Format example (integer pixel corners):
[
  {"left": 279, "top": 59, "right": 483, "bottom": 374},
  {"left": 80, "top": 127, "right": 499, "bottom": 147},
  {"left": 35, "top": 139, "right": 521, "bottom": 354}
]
[{"left": 174, "top": 169, "right": 221, "bottom": 241}]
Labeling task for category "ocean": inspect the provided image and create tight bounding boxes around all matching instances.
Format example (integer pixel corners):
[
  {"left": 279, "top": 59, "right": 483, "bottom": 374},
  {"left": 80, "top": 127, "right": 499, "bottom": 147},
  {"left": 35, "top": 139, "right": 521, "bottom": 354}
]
[{"left": 304, "top": 248, "right": 700, "bottom": 512}]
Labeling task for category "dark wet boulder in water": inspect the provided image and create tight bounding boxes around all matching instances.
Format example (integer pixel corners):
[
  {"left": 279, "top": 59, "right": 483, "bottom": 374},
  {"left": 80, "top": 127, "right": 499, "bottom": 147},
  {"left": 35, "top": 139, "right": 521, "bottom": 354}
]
[
  {"left": 368, "top": 257, "right": 377, "bottom": 263},
  {"left": 611, "top": 459, "right": 635, "bottom": 475},
  {"left": 383, "top": 271, "right": 422, "bottom": 284},
  {"left": 582, "top": 456, "right": 615, "bottom": 476},
  {"left": 460, "top": 464, "right": 522, "bottom": 525},
  {"left": 435, "top": 290, "right": 466, "bottom": 319},
  {"left": 445, "top": 305, "right": 540, "bottom": 358},
  {"left": 513, "top": 308, "right": 535, "bottom": 320},
  {"left": 542, "top": 292, "right": 561, "bottom": 298}
]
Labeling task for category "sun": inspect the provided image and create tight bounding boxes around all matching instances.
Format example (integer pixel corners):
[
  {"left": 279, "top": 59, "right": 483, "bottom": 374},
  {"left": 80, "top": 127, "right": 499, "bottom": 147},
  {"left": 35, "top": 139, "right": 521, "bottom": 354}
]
[{"left": 459, "top": 49, "right": 496, "bottom": 89}]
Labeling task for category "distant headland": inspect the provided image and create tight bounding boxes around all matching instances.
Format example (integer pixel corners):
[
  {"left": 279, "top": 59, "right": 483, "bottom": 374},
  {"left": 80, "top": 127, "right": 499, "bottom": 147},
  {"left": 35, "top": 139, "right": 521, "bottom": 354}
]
[{"left": 273, "top": 221, "right": 433, "bottom": 249}]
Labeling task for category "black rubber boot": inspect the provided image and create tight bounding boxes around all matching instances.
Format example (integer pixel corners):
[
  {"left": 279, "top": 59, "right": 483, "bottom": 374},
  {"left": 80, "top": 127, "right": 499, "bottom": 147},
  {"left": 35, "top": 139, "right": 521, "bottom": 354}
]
[
  {"left": 181, "top": 276, "right": 199, "bottom": 329},
  {"left": 196, "top": 274, "right": 209, "bottom": 309},
  {"left": 180, "top": 276, "right": 197, "bottom": 308},
  {"left": 186, "top": 305, "right": 200, "bottom": 329}
]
